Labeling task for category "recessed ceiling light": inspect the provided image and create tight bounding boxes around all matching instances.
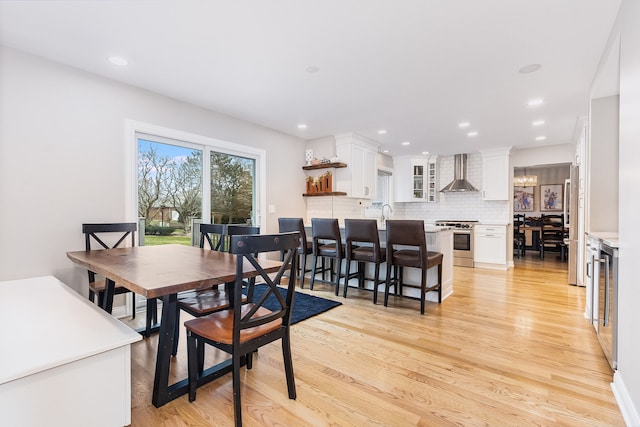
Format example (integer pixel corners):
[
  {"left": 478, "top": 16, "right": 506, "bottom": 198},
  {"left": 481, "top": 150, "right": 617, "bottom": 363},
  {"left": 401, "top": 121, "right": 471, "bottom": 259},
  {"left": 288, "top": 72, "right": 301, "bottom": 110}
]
[
  {"left": 458, "top": 122, "right": 470, "bottom": 128},
  {"left": 528, "top": 98, "right": 544, "bottom": 107},
  {"left": 532, "top": 120, "right": 545, "bottom": 126},
  {"left": 421, "top": 151, "right": 429, "bottom": 155},
  {"left": 305, "top": 65, "right": 319, "bottom": 74},
  {"left": 377, "top": 129, "right": 387, "bottom": 135},
  {"left": 401, "top": 141, "right": 411, "bottom": 146},
  {"left": 467, "top": 131, "right": 478, "bottom": 137},
  {"left": 108, "top": 56, "right": 128, "bottom": 66},
  {"left": 297, "top": 123, "right": 307, "bottom": 130},
  {"left": 519, "top": 64, "right": 542, "bottom": 74},
  {"left": 382, "top": 149, "right": 389, "bottom": 153},
  {"left": 535, "top": 136, "right": 547, "bottom": 141}
]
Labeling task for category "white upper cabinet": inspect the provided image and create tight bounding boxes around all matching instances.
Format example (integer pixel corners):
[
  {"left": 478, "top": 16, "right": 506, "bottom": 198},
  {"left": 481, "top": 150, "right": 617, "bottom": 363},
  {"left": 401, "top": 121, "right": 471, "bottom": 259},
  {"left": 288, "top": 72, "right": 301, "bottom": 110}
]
[
  {"left": 393, "top": 155, "right": 438, "bottom": 202},
  {"left": 334, "top": 133, "right": 378, "bottom": 199},
  {"left": 480, "top": 148, "right": 511, "bottom": 200}
]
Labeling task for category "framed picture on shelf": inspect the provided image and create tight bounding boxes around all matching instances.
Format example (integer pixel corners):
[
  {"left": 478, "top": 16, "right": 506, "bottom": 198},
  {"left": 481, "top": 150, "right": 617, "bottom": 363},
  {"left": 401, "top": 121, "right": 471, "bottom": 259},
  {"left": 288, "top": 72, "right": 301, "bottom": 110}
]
[
  {"left": 540, "top": 184, "right": 563, "bottom": 211},
  {"left": 514, "top": 186, "right": 534, "bottom": 212}
]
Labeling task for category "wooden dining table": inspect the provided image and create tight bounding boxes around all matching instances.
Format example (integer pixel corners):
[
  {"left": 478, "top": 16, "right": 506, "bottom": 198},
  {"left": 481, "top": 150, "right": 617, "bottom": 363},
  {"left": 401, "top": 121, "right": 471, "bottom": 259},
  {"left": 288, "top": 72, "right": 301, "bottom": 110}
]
[{"left": 66, "top": 243, "right": 282, "bottom": 407}]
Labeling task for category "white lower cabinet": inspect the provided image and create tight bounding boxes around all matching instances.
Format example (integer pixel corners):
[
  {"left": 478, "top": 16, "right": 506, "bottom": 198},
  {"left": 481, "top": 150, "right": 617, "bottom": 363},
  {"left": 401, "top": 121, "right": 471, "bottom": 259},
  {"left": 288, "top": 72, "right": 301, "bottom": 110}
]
[{"left": 474, "top": 225, "right": 508, "bottom": 269}]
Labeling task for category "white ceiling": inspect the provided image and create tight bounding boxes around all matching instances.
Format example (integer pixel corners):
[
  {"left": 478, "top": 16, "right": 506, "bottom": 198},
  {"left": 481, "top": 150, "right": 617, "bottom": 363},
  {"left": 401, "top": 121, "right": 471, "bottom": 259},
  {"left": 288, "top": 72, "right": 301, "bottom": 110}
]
[{"left": 0, "top": 0, "right": 621, "bottom": 156}]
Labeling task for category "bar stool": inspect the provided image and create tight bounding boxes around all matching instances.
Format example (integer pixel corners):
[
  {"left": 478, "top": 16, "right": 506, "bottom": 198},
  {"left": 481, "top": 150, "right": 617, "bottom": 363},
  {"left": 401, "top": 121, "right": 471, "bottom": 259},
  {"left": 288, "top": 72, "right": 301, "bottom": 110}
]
[
  {"left": 278, "top": 217, "right": 313, "bottom": 287},
  {"left": 309, "top": 218, "right": 345, "bottom": 296},
  {"left": 384, "top": 220, "right": 443, "bottom": 315},
  {"left": 343, "top": 219, "right": 386, "bottom": 303}
]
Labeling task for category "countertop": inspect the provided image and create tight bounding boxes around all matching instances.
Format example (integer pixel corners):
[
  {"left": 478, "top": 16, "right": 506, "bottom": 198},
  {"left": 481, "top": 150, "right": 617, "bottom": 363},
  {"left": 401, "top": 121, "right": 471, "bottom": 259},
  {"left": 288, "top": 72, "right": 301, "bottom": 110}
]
[
  {"left": 0, "top": 276, "right": 141, "bottom": 385},
  {"left": 586, "top": 231, "right": 619, "bottom": 248},
  {"left": 306, "top": 222, "right": 453, "bottom": 233}
]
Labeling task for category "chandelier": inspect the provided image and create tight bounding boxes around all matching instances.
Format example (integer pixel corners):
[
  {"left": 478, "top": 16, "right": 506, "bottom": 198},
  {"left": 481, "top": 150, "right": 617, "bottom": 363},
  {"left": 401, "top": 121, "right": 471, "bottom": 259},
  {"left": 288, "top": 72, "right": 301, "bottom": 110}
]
[{"left": 513, "top": 168, "right": 537, "bottom": 186}]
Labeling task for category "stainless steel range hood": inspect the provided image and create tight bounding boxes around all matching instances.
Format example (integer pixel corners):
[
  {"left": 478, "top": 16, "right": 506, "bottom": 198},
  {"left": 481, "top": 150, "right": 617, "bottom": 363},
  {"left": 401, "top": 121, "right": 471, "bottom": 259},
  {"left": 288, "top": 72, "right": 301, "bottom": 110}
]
[{"left": 440, "top": 154, "right": 478, "bottom": 192}]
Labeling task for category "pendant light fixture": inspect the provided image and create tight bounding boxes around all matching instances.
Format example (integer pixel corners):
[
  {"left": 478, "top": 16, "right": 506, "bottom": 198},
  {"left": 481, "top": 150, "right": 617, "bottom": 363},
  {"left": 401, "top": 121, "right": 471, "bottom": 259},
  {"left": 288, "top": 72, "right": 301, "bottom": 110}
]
[{"left": 513, "top": 167, "right": 537, "bottom": 187}]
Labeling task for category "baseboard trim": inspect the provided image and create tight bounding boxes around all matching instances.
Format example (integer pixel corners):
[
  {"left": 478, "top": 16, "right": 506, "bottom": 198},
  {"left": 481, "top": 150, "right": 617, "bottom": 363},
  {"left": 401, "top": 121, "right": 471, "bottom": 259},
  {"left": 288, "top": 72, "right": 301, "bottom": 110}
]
[{"left": 612, "top": 371, "right": 640, "bottom": 426}]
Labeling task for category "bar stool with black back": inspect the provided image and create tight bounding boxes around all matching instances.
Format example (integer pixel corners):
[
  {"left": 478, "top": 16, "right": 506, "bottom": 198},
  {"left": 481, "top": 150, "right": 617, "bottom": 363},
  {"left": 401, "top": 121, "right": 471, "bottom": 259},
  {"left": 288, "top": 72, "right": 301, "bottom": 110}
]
[
  {"left": 343, "top": 219, "right": 386, "bottom": 303},
  {"left": 513, "top": 214, "right": 526, "bottom": 259},
  {"left": 82, "top": 223, "right": 157, "bottom": 336},
  {"left": 185, "top": 232, "right": 299, "bottom": 427},
  {"left": 539, "top": 213, "right": 566, "bottom": 260},
  {"left": 384, "top": 220, "right": 443, "bottom": 315},
  {"left": 278, "top": 217, "right": 313, "bottom": 287},
  {"left": 309, "top": 218, "right": 345, "bottom": 296}
]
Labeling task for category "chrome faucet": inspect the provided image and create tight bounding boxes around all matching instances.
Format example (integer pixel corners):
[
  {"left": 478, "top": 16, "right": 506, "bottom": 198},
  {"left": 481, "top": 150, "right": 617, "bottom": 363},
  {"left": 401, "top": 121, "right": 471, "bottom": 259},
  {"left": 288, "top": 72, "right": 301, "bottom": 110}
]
[{"left": 381, "top": 203, "right": 393, "bottom": 223}]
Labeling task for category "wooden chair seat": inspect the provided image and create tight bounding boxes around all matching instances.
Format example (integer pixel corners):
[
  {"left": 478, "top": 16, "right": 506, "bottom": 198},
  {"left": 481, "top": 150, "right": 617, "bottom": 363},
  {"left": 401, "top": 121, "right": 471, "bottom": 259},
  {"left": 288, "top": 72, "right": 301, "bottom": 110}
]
[
  {"left": 178, "top": 289, "right": 246, "bottom": 317},
  {"left": 185, "top": 304, "right": 281, "bottom": 344}
]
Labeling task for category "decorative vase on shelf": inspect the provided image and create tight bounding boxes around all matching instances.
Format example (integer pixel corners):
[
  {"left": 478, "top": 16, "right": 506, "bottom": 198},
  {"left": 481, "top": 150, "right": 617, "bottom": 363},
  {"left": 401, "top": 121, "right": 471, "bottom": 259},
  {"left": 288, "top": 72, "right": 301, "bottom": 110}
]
[{"left": 305, "top": 149, "right": 313, "bottom": 166}]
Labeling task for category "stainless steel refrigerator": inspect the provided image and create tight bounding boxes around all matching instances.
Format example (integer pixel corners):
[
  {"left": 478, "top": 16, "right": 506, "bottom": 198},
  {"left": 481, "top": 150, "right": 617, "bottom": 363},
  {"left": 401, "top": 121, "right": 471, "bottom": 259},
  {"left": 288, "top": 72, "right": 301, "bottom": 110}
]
[{"left": 565, "top": 166, "right": 579, "bottom": 285}]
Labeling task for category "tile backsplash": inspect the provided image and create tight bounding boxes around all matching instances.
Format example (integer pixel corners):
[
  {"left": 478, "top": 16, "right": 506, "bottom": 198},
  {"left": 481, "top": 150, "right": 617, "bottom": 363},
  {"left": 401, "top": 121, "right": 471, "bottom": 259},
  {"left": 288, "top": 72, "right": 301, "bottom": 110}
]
[{"left": 305, "top": 153, "right": 510, "bottom": 224}]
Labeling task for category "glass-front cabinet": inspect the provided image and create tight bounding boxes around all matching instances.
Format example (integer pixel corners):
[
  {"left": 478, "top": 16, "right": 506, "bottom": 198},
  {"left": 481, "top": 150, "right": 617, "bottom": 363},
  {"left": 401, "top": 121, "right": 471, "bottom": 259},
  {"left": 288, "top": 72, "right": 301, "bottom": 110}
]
[
  {"left": 393, "top": 155, "right": 437, "bottom": 202},
  {"left": 412, "top": 163, "right": 425, "bottom": 199}
]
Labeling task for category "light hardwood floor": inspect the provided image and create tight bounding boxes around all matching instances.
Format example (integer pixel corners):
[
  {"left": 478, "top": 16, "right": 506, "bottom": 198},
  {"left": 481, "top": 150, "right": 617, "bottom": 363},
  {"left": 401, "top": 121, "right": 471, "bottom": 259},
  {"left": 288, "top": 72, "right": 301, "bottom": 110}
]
[{"left": 127, "top": 253, "right": 624, "bottom": 426}]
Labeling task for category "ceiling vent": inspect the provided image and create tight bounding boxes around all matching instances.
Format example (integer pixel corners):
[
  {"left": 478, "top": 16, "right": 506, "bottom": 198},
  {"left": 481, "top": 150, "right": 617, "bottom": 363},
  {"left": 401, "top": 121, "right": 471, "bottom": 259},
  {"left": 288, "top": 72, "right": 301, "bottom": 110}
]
[{"left": 440, "top": 154, "right": 478, "bottom": 192}]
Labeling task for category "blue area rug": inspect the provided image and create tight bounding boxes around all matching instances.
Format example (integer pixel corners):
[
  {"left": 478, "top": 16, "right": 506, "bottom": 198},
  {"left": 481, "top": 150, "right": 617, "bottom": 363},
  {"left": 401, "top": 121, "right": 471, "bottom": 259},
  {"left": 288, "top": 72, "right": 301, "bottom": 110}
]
[{"left": 252, "top": 284, "right": 342, "bottom": 324}]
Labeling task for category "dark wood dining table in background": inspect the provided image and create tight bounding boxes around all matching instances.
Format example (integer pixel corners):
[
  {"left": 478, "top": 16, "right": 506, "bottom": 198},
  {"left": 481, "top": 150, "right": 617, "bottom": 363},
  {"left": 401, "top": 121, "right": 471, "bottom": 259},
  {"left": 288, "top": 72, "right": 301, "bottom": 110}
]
[{"left": 67, "top": 243, "right": 282, "bottom": 407}]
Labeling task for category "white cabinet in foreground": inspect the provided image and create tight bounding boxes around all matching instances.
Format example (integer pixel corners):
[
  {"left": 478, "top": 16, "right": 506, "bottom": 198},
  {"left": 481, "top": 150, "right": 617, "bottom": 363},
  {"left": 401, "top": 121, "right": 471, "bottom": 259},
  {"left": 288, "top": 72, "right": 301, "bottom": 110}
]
[
  {"left": 474, "top": 225, "right": 508, "bottom": 269},
  {"left": 0, "top": 276, "right": 141, "bottom": 427}
]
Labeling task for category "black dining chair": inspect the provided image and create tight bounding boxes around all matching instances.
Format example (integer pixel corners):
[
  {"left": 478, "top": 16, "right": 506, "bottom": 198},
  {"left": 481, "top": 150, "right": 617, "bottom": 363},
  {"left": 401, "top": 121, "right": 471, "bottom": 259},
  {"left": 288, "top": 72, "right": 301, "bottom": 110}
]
[
  {"left": 539, "top": 214, "right": 566, "bottom": 260},
  {"left": 82, "top": 222, "right": 157, "bottom": 335},
  {"left": 185, "top": 232, "right": 299, "bottom": 427},
  {"left": 513, "top": 214, "right": 526, "bottom": 259},
  {"left": 172, "top": 223, "right": 246, "bottom": 356}
]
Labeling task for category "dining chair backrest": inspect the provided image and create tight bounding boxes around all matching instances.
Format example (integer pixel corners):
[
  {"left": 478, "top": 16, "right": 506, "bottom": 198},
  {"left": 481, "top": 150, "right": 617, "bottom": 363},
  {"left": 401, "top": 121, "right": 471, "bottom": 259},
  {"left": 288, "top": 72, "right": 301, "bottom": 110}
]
[
  {"left": 228, "top": 232, "right": 300, "bottom": 332},
  {"left": 514, "top": 214, "right": 526, "bottom": 233},
  {"left": 199, "top": 223, "right": 226, "bottom": 251},
  {"left": 225, "top": 225, "right": 260, "bottom": 252},
  {"left": 82, "top": 222, "right": 137, "bottom": 284}
]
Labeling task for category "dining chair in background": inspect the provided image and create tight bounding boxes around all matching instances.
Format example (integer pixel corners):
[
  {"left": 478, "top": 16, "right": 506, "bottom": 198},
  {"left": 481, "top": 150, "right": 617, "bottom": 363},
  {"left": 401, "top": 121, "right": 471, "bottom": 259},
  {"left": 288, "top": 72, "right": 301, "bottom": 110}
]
[
  {"left": 278, "top": 217, "right": 313, "bottom": 287},
  {"left": 184, "top": 232, "right": 299, "bottom": 427},
  {"left": 384, "top": 220, "right": 443, "bottom": 314},
  {"left": 539, "top": 213, "right": 566, "bottom": 260},
  {"left": 82, "top": 222, "right": 157, "bottom": 335},
  {"left": 173, "top": 223, "right": 247, "bottom": 356},
  {"left": 513, "top": 214, "right": 526, "bottom": 259},
  {"left": 343, "top": 219, "right": 386, "bottom": 303}
]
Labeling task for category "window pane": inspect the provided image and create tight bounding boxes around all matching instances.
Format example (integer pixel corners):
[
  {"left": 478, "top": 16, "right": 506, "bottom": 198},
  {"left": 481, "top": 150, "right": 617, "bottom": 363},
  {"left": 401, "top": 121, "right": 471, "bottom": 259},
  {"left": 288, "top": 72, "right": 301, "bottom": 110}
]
[
  {"left": 210, "top": 152, "right": 255, "bottom": 225},
  {"left": 138, "top": 139, "right": 202, "bottom": 246}
]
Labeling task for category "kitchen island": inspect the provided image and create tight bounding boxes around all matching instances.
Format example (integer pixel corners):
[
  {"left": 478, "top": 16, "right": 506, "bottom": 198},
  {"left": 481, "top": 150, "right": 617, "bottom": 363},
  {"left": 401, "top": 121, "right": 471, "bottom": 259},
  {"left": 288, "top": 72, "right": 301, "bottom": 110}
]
[{"left": 304, "top": 222, "right": 454, "bottom": 302}]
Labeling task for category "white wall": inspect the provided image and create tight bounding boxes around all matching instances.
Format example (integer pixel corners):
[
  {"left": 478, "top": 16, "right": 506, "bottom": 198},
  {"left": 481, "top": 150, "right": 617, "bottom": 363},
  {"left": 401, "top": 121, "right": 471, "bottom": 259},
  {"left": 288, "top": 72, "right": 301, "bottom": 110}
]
[
  {"left": 0, "top": 47, "right": 307, "bottom": 294},
  {"left": 510, "top": 143, "right": 575, "bottom": 167},
  {"left": 597, "top": 1, "right": 640, "bottom": 424}
]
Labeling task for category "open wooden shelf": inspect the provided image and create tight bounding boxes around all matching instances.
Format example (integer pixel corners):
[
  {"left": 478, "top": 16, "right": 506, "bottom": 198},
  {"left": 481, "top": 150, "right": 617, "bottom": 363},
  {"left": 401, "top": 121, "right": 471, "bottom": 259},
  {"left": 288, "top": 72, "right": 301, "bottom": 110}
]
[
  {"left": 302, "top": 162, "right": 347, "bottom": 170},
  {"left": 302, "top": 192, "right": 347, "bottom": 197}
]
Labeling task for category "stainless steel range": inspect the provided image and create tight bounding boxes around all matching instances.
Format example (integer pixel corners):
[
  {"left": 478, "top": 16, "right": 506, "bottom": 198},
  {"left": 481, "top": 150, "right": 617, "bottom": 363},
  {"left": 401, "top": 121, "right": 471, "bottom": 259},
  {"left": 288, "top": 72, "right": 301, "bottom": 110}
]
[{"left": 435, "top": 220, "right": 478, "bottom": 267}]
